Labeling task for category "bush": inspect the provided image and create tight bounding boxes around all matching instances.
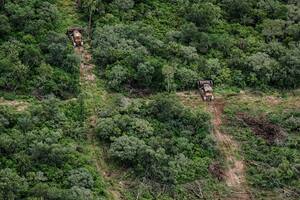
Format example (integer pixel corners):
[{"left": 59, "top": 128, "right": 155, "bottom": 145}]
[
  {"left": 106, "top": 65, "right": 130, "bottom": 91},
  {"left": 96, "top": 95, "right": 215, "bottom": 186},
  {"left": 109, "top": 135, "right": 148, "bottom": 163},
  {"left": 0, "top": 168, "right": 28, "bottom": 199},
  {"left": 185, "top": 2, "right": 221, "bottom": 30},
  {"left": 66, "top": 168, "right": 94, "bottom": 189},
  {"left": 175, "top": 67, "right": 198, "bottom": 90}
]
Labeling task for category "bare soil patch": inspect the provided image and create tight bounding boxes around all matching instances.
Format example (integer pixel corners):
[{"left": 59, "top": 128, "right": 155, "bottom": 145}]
[
  {"left": 237, "top": 113, "right": 286, "bottom": 145},
  {"left": 210, "top": 100, "right": 251, "bottom": 200}
]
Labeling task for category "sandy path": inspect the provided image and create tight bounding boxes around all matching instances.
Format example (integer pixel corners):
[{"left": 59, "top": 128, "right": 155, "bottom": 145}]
[{"left": 211, "top": 100, "right": 250, "bottom": 200}]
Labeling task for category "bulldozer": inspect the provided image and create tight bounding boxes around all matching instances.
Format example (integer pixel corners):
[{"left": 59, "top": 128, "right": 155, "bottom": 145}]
[
  {"left": 197, "top": 80, "right": 214, "bottom": 101},
  {"left": 66, "top": 27, "right": 84, "bottom": 47}
]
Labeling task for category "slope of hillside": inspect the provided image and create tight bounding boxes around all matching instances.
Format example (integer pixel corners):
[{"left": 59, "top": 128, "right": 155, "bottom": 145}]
[{"left": 0, "top": 0, "right": 299, "bottom": 199}]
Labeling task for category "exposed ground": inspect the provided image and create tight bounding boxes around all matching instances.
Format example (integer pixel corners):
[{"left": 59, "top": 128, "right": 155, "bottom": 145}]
[
  {"left": 210, "top": 100, "right": 250, "bottom": 200},
  {"left": 0, "top": 98, "right": 29, "bottom": 111},
  {"left": 236, "top": 113, "right": 286, "bottom": 145},
  {"left": 177, "top": 92, "right": 251, "bottom": 199}
]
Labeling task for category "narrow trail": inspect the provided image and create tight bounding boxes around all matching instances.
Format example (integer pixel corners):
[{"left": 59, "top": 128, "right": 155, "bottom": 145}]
[
  {"left": 58, "top": 0, "right": 122, "bottom": 198},
  {"left": 0, "top": 98, "right": 29, "bottom": 112},
  {"left": 210, "top": 100, "right": 250, "bottom": 200},
  {"left": 75, "top": 46, "right": 122, "bottom": 200}
]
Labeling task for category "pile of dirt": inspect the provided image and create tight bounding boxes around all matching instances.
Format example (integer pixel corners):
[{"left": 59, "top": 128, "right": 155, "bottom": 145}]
[{"left": 237, "top": 113, "right": 286, "bottom": 144}]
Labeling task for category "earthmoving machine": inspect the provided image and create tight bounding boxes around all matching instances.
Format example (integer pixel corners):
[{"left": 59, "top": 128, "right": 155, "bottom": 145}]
[
  {"left": 66, "top": 27, "right": 84, "bottom": 47},
  {"left": 197, "top": 80, "right": 214, "bottom": 101}
]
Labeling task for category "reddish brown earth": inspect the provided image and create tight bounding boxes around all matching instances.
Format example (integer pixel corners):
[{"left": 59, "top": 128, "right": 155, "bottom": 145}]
[
  {"left": 210, "top": 100, "right": 251, "bottom": 200},
  {"left": 237, "top": 113, "right": 286, "bottom": 145}
]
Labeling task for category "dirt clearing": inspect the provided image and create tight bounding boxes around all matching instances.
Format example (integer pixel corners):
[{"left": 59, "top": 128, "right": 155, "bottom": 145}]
[
  {"left": 210, "top": 100, "right": 250, "bottom": 200},
  {"left": 237, "top": 113, "right": 286, "bottom": 145}
]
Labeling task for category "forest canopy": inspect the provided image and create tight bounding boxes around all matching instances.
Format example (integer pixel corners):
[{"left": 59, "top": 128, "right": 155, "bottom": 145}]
[
  {"left": 0, "top": 0, "right": 80, "bottom": 99},
  {"left": 77, "top": 0, "right": 300, "bottom": 91}
]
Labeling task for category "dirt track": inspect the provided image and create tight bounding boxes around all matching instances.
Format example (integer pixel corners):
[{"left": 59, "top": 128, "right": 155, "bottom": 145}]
[
  {"left": 76, "top": 46, "right": 122, "bottom": 200},
  {"left": 210, "top": 100, "right": 250, "bottom": 200}
]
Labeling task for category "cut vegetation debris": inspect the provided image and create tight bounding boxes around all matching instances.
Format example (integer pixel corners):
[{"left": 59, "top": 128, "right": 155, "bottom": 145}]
[{"left": 237, "top": 113, "right": 287, "bottom": 145}]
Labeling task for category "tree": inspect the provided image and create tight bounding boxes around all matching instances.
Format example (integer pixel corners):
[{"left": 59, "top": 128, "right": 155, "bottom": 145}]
[
  {"left": 0, "top": 168, "right": 28, "bottom": 199},
  {"left": 277, "top": 45, "right": 300, "bottom": 88},
  {"left": 148, "top": 94, "right": 184, "bottom": 122},
  {"left": 261, "top": 19, "right": 286, "bottom": 41},
  {"left": 66, "top": 186, "right": 94, "bottom": 200},
  {"left": 21, "top": 45, "right": 43, "bottom": 69},
  {"left": 205, "top": 58, "right": 222, "bottom": 83},
  {"left": 185, "top": 2, "right": 221, "bottom": 30},
  {"left": 66, "top": 168, "right": 94, "bottom": 189},
  {"left": 0, "top": 14, "right": 11, "bottom": 36},
  {"left": 129, "top": 118, "right": 154, "bottom": 138},
  {"left": 109, "top": 135, "right": 147, "bottom": 163},
  {"left": 175, "top": 67, "right": 198, "bottom": 90},
  {"left": 136, "top": 62, "right": 155, "bottom": 88},
  {"left": 221, "top": 0, "right": 254, "bottom": 23},
  {"left": 95, "top": 117, "right": 122, "bottom": 140},
  {"left": 245, "top": 52, "right": 279, "bottom": 87},
  {"left": 4, "top": 2, "right": 34, "bottom": 30},
  {"left": 41, "top": 32, "right": 69, "bottom": 67},
  {"left": 162, "top": 65, "right": 176, "bottom": 92},
  {"left": 167, "top": 42, "right": 199, "bottom": 63},
  {"left": 83, "top": 0, "right": 102, "bottom": 38},
  {"left": 0, "top": 41, "right": 29, "bottom": 91},
  {"left": 112, "top": 0, "right": 135, "bottom": 11},
  {"left": 257, "top": 0, "right": 288, "bottom": 20},
  {"left": 106, "top": 65, "right": 130, "bottom": 91}
]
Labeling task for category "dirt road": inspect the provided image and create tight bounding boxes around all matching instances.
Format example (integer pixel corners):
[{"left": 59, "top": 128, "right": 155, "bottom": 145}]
[
  {"left": 210, "top": 100, "right": 250, "bottom": 200},
  {"left": 75, "top": 46, "right": 122, "bottom": 200}
]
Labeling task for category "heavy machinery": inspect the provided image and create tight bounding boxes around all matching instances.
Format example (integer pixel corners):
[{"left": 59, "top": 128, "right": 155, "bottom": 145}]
[
  {"left": 197, "top": 80, "right": 214, "bottom": 101},
  {"left": 66, "top": 27, "right": 84, "bottom": 47}
]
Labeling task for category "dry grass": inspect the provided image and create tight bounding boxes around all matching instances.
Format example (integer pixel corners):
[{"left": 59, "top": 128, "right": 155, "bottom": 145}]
[
  {"left": 0, "top": 98, "right": 29, "bottom": 111},
  {"left": 176, "top": 90, "right": 207, "bottom": 109}
]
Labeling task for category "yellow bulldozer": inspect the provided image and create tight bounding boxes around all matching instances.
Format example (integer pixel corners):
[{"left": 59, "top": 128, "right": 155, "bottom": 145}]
[
  {"left": 66, "top": 27, "right": 84, "bottom": 47},
  {"left": 197, "top": 80, "right": 214, "bottom": 101}
]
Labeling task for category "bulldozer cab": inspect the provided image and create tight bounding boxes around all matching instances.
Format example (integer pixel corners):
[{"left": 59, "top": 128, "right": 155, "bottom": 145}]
[
  {"left": 203, "top": 84, "right": 213, "bottom": 92},
  {"left": 198, "top": 80, "right": 214, "bottom": 101},
  {"left": 66, "top": 27, "right": 84, "bottom": 47}
]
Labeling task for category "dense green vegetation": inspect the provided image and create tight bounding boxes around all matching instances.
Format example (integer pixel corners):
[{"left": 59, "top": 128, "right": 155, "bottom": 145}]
[
  {"left": 1, "top": 0, "right": 300, "bottom": 199},
  {"left": 78, "top": 0, "right": 300, "bottom": 91},
  {"left": 224, "top": 95, "right": 300, "bottom": 199},
  {"left": 0, "top": 99, "right": 106, "bottom": 199},
  {"left": 95, "top": 94, "right": 226, "bottom": 198},
  {"left": 0, "top": 0, "right": 80, "bottom": 99}
]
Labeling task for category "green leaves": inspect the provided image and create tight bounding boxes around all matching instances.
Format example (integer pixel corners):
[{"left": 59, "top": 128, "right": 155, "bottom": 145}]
[
  {"left": 95, "top": 94, "right": 214, "bottom": 185},
  {"left": 109, "top": 135, "right": 147, "bottom": 162},
  {"left": 185, "top": 2, "right": 221, "bottom": 30},
  {"left": 0, "top": 168, "right": 28, "bottom": 199}
]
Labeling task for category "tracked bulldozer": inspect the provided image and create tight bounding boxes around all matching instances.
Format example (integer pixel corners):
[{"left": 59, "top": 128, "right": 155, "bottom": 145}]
[
  {"left": 197, "top": 80, "right": 214, "bottom": 101},
  {"left": 66, "top": 27, "right": 84, "bottom": 47}
]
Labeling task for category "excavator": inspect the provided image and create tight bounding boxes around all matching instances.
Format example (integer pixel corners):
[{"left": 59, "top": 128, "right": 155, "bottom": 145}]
[
  {"left": 197, "top": 80, "right": 214, "bottom": 101},
  {"left": 66, "top": 27, "right": 84, "bottom": 47}
]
